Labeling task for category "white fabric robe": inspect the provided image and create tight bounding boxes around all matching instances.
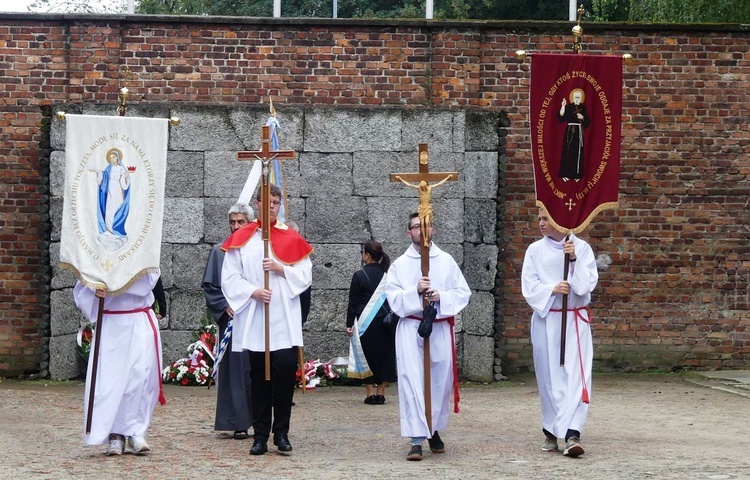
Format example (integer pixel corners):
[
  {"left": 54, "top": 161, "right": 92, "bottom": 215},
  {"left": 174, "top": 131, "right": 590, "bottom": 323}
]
[
  {"left": 522, "top": 234, "right": 598, "bottom": 439},
  {"left": 73, "top": 271, "right": 162, "bottom": 446},
  {"left": 221, "top": 229, "right": 312, "bottom": 352},
  {"left": 385, "top": 243, "right": 471, "bottom": 438}
]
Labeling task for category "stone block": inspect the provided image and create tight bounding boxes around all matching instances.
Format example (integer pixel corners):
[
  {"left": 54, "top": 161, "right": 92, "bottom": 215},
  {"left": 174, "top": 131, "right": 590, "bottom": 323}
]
[
  {"left": 300, "top": 153, "right": 354, "bottom": 197},
  {"left": 50, "top": 196, "right": 62, "bottom": 242},
  {"left": 168, "top": 290, "right": 208, "bottom": 331},
  {"left": 452, "top": 111, "right": 467, "bottom": 153},
  {"left": 462, "top": 291, "right": 495, "bottom": 336},
  {"left": 160, "top": 329, "right": 198, "bottom": 366},
  {"left": 466, "top": 111, "right": 501, "bottom": 151},
  {"left": 173, "top": 244, "right": 212, "bottom": 291},
  {"left": 464, "top": 199, "right": 497, "bottom": 244},
  {"left": 366, "top": 197, "right": 419, "bottom": 244},
  {"left": 51, "top": 289, "right": 85, "bottom": 336},
  {"left": 431, "top": 198, "right": 465, "bottom": 244},
  {"left": 166, "top": 151, "right": 204, "bottom": 198},
  {"left": 204, "top": 151, "right": 248, "bottom": 199},
  {"left": 50, "top": 151, "right": 65, "bottom": 197},
  {"left": 461, "top": 334, "right": 495, "bottom": 382},
  {"left": 305, "top": 196, "right": 369, "bottom": 244},
  {"left": 51, "top": 104, "right": 119, "bottom": 151},
  {"left": 48, "top": 334, "right": 80, "bottom": 380},
  {"left": 51, "top": 242, "right": 77, "bottom": 289},
  {"left": 354, "top": 151, "right": 463, "bottom": 199},
  {"left": 285, "top": 197, "right": 306, "bottom": 233},
  {"left": 159, "top": 243, "right": 174, "bottom": 289},
  {"left": 305, "top": 289, "right": 348, "bottom": 333},
  {"left": 310, "top": 244, "right": 361, "bottom": 290},
  {"left": 439, "top": 243, "right": 464, "bottom": 268},
  {"left": 464, "top": 243, "right": 498, "bottom": 291},
  {"left": 305, "top": 109, "right": 401, "bottom": 152},
  {"left": 169, "top": 106, "right": 243, "bottom": 151},
  {"left": 462, "top": 151, "right": 498, "bottom": 199},
  {"left": 367, "top": 198, "right": 464, "bottom": 246},
  {"left": 302, "top": 331, "right": 349, "bottom": 363},
  {"left": 163, "top": 198, "right": 203, "bottom": 243},
  {"left": 204, "top": 197, "right": 237, "bottom": 245},
  {"left": 229, "top": 107, "right": 305, "bottom": 152},
  {"left": 401, "top": 110, "right": 459, "bottom": 153},
  {"left": 353, "top": 151, "right": 411, "bottom": 197}
]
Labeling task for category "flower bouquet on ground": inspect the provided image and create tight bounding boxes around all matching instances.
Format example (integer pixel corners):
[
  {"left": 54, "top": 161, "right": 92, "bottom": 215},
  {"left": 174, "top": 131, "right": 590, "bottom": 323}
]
[
  {"left": 296, "top": 357, "right": 349, "bottom": 389},
  {"left": 162, "top": 317, "right": 217, "bottom": 387}
]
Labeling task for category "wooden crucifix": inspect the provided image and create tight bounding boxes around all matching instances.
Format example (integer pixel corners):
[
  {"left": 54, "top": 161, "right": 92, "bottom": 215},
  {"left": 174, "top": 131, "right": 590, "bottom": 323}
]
[
  {"left": 237, "top": 125, "right": 297, "bottom": 381},
  {"left": 390, "top": 143, "right": 458, "bottom": 434}
]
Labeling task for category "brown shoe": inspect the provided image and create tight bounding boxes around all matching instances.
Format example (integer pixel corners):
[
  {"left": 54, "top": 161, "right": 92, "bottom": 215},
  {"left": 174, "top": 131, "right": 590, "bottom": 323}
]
[
  {"left": 563, "top": 437, "right": 584, "bottom": 457},
  {"left": 406, "top": 445, "right": 422, "bottom": 461}
]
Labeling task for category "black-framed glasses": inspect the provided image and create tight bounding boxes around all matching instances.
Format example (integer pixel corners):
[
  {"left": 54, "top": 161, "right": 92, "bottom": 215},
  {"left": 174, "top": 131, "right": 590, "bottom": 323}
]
[{"left": 409, "top": 224, "right": 421, "bottom": 231}]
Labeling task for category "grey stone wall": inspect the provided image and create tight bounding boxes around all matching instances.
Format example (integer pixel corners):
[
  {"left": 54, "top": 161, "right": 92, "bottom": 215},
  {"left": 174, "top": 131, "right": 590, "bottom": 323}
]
[{"left": 48, "top": 106, "right": 501, "bottom": 382}]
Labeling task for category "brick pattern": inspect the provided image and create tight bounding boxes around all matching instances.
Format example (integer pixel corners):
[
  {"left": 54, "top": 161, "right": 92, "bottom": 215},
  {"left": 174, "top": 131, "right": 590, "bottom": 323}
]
[{"left": 2, "top": 15, "right": 749, "bottom": 375}]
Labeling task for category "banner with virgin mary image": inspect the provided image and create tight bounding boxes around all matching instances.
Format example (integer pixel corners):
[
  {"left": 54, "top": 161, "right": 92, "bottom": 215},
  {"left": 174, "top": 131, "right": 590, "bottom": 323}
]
[
  {"left": 60, "top": 114, "right": 168, "bottom": 294},
  {"left": 530, "top": 53, "right": 622, "bottom": 233}
]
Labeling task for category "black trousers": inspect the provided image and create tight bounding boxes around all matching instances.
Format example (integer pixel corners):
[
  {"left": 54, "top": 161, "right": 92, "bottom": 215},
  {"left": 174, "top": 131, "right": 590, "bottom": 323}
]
[{"left": 248, "top": 347, "right": 298, "bottom": 440}]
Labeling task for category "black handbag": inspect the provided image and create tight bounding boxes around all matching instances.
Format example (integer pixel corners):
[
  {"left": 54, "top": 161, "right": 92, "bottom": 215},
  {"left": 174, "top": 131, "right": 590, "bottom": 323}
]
[
  {"left": 361, "top": 268, "right": 398, "bottom": 334},
  {"left": 382, "top": 309, "right": 399, "bottom": 334}
]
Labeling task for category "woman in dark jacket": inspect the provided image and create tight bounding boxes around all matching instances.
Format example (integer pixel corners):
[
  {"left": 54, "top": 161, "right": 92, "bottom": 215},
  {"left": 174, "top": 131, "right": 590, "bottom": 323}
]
[{"left": 346, "top": 240, "right": 397, "bottom": 405}]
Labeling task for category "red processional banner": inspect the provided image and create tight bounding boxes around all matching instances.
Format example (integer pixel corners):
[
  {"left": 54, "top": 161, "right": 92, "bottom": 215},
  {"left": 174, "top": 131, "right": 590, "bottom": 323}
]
[{"left": 530, "top": 53, "right": 622, "bottom": 233}]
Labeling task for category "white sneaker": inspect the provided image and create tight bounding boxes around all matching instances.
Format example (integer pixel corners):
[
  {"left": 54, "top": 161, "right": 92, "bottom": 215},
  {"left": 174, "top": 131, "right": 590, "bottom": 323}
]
[
  {"left": 105, "top": 438, "right": 125, "bottom": 456},
  {"left": 127, "top": 435, "right": 151, "bottom": 454}
]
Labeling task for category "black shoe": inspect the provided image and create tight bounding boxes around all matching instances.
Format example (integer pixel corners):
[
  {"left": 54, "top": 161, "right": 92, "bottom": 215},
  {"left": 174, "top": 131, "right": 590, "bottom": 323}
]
[
  {"left": 375, "top": 395, "right": 385, "bottom": 405},
  {"left": 406, "top": 444, "right": 422, "bottom": 461},
  {"left": 364, "top": 395, "right": 377, "bottom": 405},
  {"left": 273, "top": 433, "right": 293, "bottom": 453},
  {"left": 428, "top": 431, "right": 445, "bottom": 453},
  {"left": 249, "top": 438, "right": 268, "bottom": 455}
]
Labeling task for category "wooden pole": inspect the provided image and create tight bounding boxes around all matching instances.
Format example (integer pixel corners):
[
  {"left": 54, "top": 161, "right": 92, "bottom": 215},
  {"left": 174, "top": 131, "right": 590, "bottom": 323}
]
[
  {"left": 85, "top": 297, "right": 105, "bottom": 434},
  {"left": 389, "top": 143, "right": 458, "bottom": 436},
  {"left": 560, "top": 235, "right": 571, "bottom": 367},
  {"left": 420, "top": 244, "right": 432, "bottom": 434},
  {"left": 261, "top": 164, "right": 272, "bottom": 381}
]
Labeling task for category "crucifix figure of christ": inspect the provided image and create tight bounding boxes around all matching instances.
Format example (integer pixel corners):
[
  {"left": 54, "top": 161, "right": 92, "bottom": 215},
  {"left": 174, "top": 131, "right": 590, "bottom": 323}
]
[
  {"left": 237, "top": 125, "right": 297, "bottom": 381},
  {"left": 390, "top": 143, "right": 458, "bottom": 434}
]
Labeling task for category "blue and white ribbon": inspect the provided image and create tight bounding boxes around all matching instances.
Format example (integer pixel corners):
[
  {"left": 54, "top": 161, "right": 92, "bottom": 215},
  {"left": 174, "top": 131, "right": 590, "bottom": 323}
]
[{"left": 211, "top": 319, "right": 232, "bottom": 379}]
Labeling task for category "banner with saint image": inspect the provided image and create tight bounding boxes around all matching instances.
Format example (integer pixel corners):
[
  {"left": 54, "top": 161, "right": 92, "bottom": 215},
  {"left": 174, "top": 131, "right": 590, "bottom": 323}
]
[
  {"left": 60, "top": 114, "right": 168, "bottom": 294},
  {"left": 530, "top": 53, "right": 622, "bottom": 232}
]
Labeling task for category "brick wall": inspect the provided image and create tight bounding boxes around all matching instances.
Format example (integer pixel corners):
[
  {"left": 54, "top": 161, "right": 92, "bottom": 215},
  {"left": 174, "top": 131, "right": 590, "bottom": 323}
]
[{"left": 1, "top": 13, "right": 748, "bottom": 376}]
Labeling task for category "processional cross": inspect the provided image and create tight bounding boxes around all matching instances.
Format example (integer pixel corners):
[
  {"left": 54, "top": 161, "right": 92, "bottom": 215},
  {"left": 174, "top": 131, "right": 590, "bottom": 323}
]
[
  {"left": 390, "top": 143, "right": 458, "bottom": 433},
  {"left": 237, "top": 125, "right": 297, "bottom": 380}
]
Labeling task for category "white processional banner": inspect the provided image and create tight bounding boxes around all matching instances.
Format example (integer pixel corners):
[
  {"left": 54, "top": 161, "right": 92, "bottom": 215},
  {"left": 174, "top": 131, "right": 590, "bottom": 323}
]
[{"left": 60, "top": 114, "right": 168, "bottom": 294}]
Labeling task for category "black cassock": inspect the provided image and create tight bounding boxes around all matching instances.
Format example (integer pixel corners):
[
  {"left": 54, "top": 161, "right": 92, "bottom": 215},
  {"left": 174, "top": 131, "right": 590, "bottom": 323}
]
[
  {"left": 346, "top": 264, "right": 397, "bottom": 385},
  {"left": 203, "top": 244, "right": 252, "bottom": 432},
  {"left": 558, "top": 102, "right": 590, "bottom": 180}
]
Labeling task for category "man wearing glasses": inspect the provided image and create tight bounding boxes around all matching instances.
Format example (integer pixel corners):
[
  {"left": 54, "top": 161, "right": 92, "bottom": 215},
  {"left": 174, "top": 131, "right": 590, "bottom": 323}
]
[
  {"left": 221, "top": 184, "right": 313, "bottom": 456},
  {"left": 385, "top": 212, "right": 471, "bottom": 461}
]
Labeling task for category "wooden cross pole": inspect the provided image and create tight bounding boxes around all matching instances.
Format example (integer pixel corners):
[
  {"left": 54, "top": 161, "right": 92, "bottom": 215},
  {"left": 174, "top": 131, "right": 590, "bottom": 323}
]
[
  {"left": 237, "top": 125, "right": 297, "bottom": 381},
  {"left": 390, "top": 143, "right": 458, "bottom": 435}
]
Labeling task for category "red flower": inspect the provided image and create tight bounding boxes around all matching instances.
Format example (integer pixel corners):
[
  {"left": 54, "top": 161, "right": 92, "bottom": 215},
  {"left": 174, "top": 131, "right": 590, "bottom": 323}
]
[
  {"left": 181, "top": 378, "right": 189, "bottom": 385},
  {"left": 81, "top": 328, "right": 93, "bottom": 343}
]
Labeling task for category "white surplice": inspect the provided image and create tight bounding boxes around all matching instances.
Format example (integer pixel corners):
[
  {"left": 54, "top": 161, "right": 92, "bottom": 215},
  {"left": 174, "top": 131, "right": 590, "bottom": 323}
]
[
  {"left": 221, "top": 229, "right": 312, "bottom": 352},
  {"left": 385, "top": 243, "right": 471, "bottom": 439},
  {"left": 522, "top": 234, "right": 598, "bottom": 439},
  {"left": 73, "top": 271, "right": 162, "bottom": 446}
]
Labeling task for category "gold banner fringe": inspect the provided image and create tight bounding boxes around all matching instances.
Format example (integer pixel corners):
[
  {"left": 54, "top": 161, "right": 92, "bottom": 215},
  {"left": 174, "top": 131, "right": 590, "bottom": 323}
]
[
  {"left": 536, "top": 200, "right": 619, "bottom": 235},
  {"left": 58, "top": 263, "right": 161, "bottom": 296}
]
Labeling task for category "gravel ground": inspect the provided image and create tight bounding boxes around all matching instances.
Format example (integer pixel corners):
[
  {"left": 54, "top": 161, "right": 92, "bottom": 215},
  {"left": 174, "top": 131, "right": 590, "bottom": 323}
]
[{"left": 0, "top": 373, "right": 748, "bottom": 479}]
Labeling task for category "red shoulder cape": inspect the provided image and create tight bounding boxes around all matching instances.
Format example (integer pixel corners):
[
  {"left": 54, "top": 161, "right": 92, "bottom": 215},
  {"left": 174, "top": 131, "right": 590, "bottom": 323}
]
[{"left": 221, "top": 220, "right": 313, "bottom": 265}]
